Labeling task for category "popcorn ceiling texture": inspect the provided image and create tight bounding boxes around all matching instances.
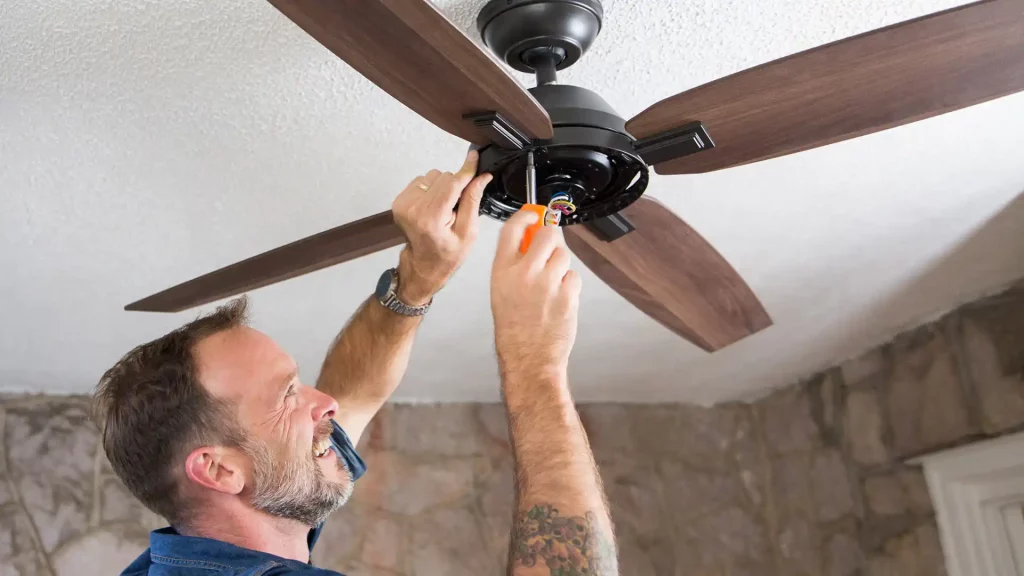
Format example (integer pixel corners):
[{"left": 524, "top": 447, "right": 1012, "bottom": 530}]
[
  {"left": 3, "top": 0, "right": 1024, "bottom": 403},
  {"left": 1, "top": 282, "right": 1023, "bottom": 575}
]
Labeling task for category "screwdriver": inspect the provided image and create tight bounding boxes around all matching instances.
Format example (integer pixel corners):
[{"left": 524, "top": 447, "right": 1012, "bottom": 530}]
[{"left": 519, "top": 150, "right": 547, "bottom": 254}]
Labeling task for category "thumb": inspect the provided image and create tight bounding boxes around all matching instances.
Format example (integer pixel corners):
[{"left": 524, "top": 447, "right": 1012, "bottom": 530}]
[
  {"left": 454, "top": 173, "right": 491, "bottom": 239},
  {"left": 437, "top": 150, "right": 481, "bottom": 211},
  {"left": 454, "top": 150, "right": 480, "bottom": 189}
]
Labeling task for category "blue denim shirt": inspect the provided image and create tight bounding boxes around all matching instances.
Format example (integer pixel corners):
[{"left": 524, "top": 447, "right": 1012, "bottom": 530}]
[{"left": 120, "top": 421, "right": 366, "bottom": 576}]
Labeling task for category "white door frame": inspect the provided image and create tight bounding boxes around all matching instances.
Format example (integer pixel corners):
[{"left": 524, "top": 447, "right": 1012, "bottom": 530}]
[{"left": 913, "top": 431, "right": 1024, "bottom": 576}]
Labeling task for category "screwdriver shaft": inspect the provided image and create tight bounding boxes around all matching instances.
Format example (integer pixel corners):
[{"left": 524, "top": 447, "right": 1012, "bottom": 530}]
[{"left": 526, "top": 151, "right": 537, "bottom": 205}]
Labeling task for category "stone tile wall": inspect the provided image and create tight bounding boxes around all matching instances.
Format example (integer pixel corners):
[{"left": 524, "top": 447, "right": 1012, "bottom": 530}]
[{"left": 1, "top": 283, "right": 1022, "bottom": 575}]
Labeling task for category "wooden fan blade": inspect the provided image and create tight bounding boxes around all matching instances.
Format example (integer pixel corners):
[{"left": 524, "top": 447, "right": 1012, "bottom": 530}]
[
  {"left": 565, "top": 198, "right": 771, "bottom": 351},
  {"left": 125, "top": 211, "right": 404, "bottom": 313},
  {"left": 267, "top": 0, "right": 553, "bottom": 144},
  {"left": 627, "top": 0, "right": 1024, "bottom": 174}
]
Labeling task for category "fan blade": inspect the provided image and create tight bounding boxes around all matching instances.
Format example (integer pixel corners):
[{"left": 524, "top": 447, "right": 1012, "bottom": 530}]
[
  {"left": 126, "top": 211, "right": 404, "bottom": 313},
  {"left": 565, "top": 198, "right": 771, "bottom": 351},
  {"left": 267, "top": 0, "right": 553, "bottom": 144},
  {"left": 627, "top": 0, "right": 1024, "bottom": 174}
]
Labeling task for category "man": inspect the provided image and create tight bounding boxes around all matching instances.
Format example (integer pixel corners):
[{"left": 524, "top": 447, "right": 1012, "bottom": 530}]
[{"left": 94, "top": 151, "right": 617, "bottom": 576}]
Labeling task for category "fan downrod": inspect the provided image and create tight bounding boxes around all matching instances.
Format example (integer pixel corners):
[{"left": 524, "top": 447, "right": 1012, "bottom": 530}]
[{"left": 477, "top": 0, "right": 603, "bottom": 82}]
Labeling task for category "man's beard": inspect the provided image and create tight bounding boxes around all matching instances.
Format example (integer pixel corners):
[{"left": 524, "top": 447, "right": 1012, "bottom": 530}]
[{"left": 244, "top": 429, "right": 353, "bottom": 527}]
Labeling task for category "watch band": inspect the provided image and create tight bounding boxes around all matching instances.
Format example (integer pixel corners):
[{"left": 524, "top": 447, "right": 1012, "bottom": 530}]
[
  {"left": 380, "top": 291, "right": 431, "bottom": 317},
  {"left": 377, "top": 268, "right": 431, "bottom": 317}
]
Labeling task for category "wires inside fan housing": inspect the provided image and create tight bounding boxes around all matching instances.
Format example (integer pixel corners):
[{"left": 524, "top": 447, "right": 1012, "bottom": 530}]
[{"left": 476, "top": 83, "right": 649, "bottom": 226}]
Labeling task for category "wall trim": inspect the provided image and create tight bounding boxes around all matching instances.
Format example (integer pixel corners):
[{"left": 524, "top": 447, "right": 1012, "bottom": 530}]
[{"left": 912, "top": 432, "right": 1024, "bottom": 576}]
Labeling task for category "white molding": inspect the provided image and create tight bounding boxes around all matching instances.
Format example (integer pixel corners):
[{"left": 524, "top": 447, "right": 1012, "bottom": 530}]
[
  {"left": 1003, "top": 505, "right": 1024, "bottom": 572},
  {"left": 912, "top": 432, "right": 1024, "bottom": 576}
]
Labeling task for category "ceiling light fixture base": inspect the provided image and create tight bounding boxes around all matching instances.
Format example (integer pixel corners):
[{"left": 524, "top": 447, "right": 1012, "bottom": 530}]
[{"left": 477, "top": 0, "right": 603, "bottom": 74}]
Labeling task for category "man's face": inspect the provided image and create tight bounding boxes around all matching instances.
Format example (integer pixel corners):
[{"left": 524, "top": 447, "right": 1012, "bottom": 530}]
[{"left": 195, "top": 326, "right": 352, "bottom": 526}]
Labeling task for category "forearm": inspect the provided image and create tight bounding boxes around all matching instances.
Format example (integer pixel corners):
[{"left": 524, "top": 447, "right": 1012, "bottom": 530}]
[
  {"left": 502, "top": 366, "right": 617, "bottom": 576},
  {"left": 313, "top": 152, "right": 484, "bottom": 441},
  {"left": 316, "top": 297, "right": 420, "bottom": 444}
]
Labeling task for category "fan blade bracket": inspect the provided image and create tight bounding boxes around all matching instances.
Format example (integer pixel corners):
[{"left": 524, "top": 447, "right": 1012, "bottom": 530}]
[
  {"left": 463, "top": 112, "right": 532, "bottom": 150},
  {"left": 633, "top": 121, "right": 716, "bottom": 166},
  {"left": 584, "top": 212, "right": 636, "bottom": 242}
]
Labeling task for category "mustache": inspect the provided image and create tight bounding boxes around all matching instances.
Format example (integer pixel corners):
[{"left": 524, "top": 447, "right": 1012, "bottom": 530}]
[{"left": 314, "top": 418, "right": 333, "bottom": 443}]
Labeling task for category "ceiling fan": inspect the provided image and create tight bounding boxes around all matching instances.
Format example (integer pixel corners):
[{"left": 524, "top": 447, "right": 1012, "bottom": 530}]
[{"left": 126, "top": 0, "right": 1024, "bottom": 352}]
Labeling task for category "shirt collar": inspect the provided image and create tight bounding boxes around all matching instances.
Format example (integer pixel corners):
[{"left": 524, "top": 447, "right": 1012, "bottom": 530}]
[
  {"left": 330, "top": 420, "right": 366, "bottom": 481},
  {"left": 149, "top": 527, "right": 308, "bottom": 569}
]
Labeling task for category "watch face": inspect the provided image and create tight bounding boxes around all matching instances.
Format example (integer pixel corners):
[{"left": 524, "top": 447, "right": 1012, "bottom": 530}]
[{"left": 375, "top": 269, "right": 395, "bottom": 300}]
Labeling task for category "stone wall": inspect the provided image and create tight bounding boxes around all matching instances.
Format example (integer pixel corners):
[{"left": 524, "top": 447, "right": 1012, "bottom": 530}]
[{"left": 1, "top": 283, "right": 1022, "bottom": 575}]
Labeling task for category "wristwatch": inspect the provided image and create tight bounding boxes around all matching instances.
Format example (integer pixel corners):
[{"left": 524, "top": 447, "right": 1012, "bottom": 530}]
[{"left": 374, "top": 268, "right": 431, "bottom": 317}]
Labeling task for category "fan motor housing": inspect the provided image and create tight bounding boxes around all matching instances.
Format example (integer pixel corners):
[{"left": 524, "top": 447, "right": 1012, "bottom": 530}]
[{"left": 477, "top": 84, "right": 649, "bottom": 225}]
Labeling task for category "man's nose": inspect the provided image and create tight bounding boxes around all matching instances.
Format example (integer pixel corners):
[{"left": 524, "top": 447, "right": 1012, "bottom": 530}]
[{"left": 307, "top": 387, "right": 338, "bottom": 422}]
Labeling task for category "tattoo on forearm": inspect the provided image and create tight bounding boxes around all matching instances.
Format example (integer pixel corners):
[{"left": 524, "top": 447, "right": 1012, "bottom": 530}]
[{"left": 511, "top": 504, "right": 616, "bottom": 575}]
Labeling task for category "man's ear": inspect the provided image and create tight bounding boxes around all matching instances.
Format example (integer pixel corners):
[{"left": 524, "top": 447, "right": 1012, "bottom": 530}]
[{"left": 184, "top": 446, "right": 246, "bottom": 495}]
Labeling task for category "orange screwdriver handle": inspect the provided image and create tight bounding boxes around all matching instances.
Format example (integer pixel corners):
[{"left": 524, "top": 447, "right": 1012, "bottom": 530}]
[{"left": 519, "top": 204, "right": 548, "bottom": 254}]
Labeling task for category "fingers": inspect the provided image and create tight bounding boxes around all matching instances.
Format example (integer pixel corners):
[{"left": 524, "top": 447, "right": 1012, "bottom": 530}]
[
  {"left": 453, "top": 173, "right": 492, "bottom": 239},
  {"left": 421, "top": 169, "right": 442, "bottom": 187},
  {"left": 546, "top": 246, "right": 571, "bottom": 279},
  {"left": 523, "top": 225, "right": 562, "bottom": 269},
  {"left": 426, "top": 171, "right": 456, "bottom": 212},
  {"left": 406, "top": 169, "right": 442, "bottom": 196},
  {"left": 561, "top": 268, "right": 583, "bottom": 317},
  {"left": 562, "top": 269, "right": 582, "bottom": 298},
  {"left": 412, "top": 151, "right": 476, "bottom": 196},
  {"left": 496, "top": 209, "right": 541, "bottom": 263}
]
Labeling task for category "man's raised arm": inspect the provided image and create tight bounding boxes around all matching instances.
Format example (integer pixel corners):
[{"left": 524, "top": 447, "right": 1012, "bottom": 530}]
[
  {"left": 490, "top": 211, "right": 618, "bottom": 576},
  {"left": 316, "top": 152, "right": 492, "bottom": 444}
]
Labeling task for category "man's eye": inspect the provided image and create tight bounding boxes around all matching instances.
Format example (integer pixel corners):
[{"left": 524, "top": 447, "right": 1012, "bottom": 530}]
[{"left": 286, "top": 384, "right": 297, "bottom": 397}]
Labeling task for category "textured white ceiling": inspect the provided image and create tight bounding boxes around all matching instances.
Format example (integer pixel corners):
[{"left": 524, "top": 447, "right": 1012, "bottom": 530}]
[{"left": 3, "top": 0, "right": 1023, "bottom": 404}]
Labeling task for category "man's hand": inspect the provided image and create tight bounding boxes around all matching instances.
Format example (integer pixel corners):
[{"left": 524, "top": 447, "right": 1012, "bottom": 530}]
[
  {"left": 391, "top": 151, "right": 493, "bottom": 306},
  {"left": 491, "top": 209, "right": 583, "bottom": 378}
]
